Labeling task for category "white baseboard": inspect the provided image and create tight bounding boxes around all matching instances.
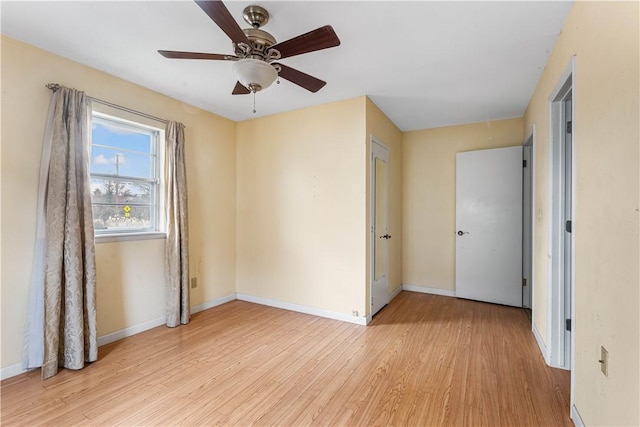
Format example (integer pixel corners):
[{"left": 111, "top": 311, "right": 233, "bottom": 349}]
[
  {"left": 532, "top": 321, "right": 549, "bottom": 364},
  {"left": 236, "top": 293, "right": 367, "bottom": 326},
  {"left": 97, "top": 293, "right": 237, "bottom": 347},
  {"left": 191, "top": 293, "right": 236, "bottom": 314},
  {"left": 402, "top": 284, "right": 456, "bottom": 297},
  {"left": 3, "top": 292, "right": 361, "bottom": 380},
  {"left": 389, "top": 285, "right": 403, "bottom": 301},
  {"left": 571, "top": 404, "right": 585, "bottom": 427},
  {"left": 0, "top": 363, "right": 34, "bottom": 381},
  {"left": 4, "top": 318, "right": 173, "bottom": 378},
  {"left": 97, "top": 316, "right": 165, "bottom": 347}
]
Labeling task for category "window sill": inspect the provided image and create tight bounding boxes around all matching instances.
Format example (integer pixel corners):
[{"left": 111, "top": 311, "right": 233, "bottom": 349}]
[{"left": 95, "top": 232, "right": 166, "bottom": 244}]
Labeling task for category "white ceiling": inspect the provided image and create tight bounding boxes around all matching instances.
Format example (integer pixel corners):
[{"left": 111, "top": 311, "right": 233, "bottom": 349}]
[{"left": 1, "top": 1, "right": 573, "bottom": 131}]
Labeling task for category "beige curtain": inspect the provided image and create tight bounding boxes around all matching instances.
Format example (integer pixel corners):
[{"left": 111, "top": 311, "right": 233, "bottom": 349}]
[
  {"left": 23, "top": 85, "right": 97, "bottom": 379},
  {"left": 165, "top": 121, "right": 190, "bottom": 327}
]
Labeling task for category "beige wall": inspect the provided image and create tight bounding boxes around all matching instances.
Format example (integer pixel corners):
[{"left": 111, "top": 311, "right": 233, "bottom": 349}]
[
  {"left": 236, "top": 97, "right": 368, "bottom": 317},
  {"left": 402, "top": 118, "right": 523, "bottom": 291},
  {"left": 3, "top": 5, "right": 638, "bottom": 422},
  {"left": 365, "top": 98, "right": 403, "bottom": 304},
  {"left": 524, "top": 2, "right": 639, "bottom": 425},
  {"left": 1, "top": 36, "right": 237, "bottom": 369}
]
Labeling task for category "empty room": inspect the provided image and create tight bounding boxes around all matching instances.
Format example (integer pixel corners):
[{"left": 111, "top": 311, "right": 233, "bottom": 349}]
[{"left": 1, "top": 1, "right": 638, "bottom": 426}]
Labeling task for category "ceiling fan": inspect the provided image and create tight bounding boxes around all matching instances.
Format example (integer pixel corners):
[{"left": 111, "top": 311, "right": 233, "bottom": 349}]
[{"left": 158, "top": 0, "right": 341, "bottom": 96}]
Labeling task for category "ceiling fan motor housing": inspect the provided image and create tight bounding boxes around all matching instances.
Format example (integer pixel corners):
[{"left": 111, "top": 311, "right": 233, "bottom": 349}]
[
  {"left": 237, "top": 28, "right": 279, "bottom": 61},
  {"left": 235, "top": 6, "right": 281, "bottom": 62}
]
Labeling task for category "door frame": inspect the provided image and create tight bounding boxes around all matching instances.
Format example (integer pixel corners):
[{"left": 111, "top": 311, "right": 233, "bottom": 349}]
[
  {"left": 369, "top": 136, "right": 390, "bottom": 317},
  {"left": 522, "top": 126, "right": 536, "bottom": 309},
  {"left": 547, "top": 57, "right": 576, "bottom": 397}
]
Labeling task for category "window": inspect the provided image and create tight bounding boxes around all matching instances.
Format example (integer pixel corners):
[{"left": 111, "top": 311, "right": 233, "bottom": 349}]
[{"left": 90, "top": 112, "right": 164, "bottom": 239}]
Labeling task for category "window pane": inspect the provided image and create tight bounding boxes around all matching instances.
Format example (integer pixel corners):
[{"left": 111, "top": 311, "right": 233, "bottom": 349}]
[
  {"left": 91, "top": 178, "right": 152, "bottom": 204},
  {"left": 92, "top": 120, "right": 151, "bottom": 153},
  {"left": 93, "top": 204, "right": 152, "bottom": 232},
  {"left": 91, "top": 146, "right": 153, "bottom": 179},
  {"left": 90, "top": 112, "right": 161, "bottom": 237}
]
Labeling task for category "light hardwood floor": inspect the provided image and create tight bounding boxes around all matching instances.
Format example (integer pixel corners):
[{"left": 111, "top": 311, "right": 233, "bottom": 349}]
[{"left": 1, "top": 292, "right": 572, "bottom": 426}]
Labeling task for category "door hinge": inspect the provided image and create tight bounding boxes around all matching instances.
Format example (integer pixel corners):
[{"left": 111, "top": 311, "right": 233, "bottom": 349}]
[
  {"left": 522, "top": 278, "right": 527, "bottom": 288},
  {"left": 565, "top": 220, "right": 572, "bottom": 233},
  {"left": 565, "top": 319, "right": 572, "bottom": 332},
  {"left": 566, "top": 121, "right": 572, "bottom": 134},
  {"left": 523, "top": 159, "right": 527, "bottom": 168}
]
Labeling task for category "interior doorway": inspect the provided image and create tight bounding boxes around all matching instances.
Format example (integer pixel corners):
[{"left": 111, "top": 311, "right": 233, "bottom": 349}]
[
  {"left": 548, "top": 59, "right": 575, "bottom": 373},
  {"left": 370, "top": 137, "right": 390, "bottom": 317},
  {"left": 522, "top": 133, "right": 534, "bottom": 309}
]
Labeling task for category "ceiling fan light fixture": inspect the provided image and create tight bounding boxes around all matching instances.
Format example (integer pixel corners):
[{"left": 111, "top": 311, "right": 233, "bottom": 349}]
[{"left": 232, "top": 58, "right": 277, "bottom": 92}]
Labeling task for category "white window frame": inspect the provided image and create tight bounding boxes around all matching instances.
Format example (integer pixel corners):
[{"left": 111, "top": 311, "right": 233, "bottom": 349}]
[{"left": 90, "top": 111, "right": 166, "bottom": 243}]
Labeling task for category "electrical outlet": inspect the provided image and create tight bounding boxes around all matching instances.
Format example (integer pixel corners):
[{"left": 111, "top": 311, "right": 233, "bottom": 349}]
[
  {"left": 599, "top": 345, "right": 609, "bottom": 377},
  {"left": 352, "top": 310, "right": 359, "bottom": 317},
  {"left": 190, "top": 277, "right": 198, "bottom": 289}
]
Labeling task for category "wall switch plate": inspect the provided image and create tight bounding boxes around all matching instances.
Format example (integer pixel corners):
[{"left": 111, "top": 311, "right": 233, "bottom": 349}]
[
  {"left": 600, "top": 346, "right": 609, "bottom": 377},
  {"left": 190, "top": 277, "right": 198, "bottom": 289}
]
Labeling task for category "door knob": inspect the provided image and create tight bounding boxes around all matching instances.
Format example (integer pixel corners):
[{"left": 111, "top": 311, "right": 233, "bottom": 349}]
[
  {"left": 379, "top": 234, "right": 391, "bottom": 239},
  {"left": 457, "top": 230, "right": 469, "bottom": 236}
]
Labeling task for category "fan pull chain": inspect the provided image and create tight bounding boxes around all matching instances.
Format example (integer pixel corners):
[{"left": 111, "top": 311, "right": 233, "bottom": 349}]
[{"left": 253, "top": 91, "right": 256, "bottom": 114}]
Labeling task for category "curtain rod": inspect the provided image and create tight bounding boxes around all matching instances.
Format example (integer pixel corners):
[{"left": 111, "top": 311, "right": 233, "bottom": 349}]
[{"left": 46, "top": 83, "right": 169, "bottom": 125}]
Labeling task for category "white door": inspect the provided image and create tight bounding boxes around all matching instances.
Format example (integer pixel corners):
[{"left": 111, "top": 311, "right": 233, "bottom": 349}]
[
  {"left": 455, "top": 146, "right": 523, "bottom": 307},
  {"left": 371, "top": 139, "right": 390, "bottom": 316}
]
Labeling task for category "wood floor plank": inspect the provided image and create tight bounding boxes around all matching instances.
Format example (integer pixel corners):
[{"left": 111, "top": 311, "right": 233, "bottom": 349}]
[
  {"left": 231, "top": 323, "right": 360, "bottom": 426},
  {"left": 1, "top": 293, "right": 572, "bottom": 426}
]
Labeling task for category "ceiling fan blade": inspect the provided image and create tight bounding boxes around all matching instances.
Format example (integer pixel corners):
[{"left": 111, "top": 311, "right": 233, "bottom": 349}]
[
  {"left": 194, "top": 0, "right": 250, "bottom": 45},
  {"left": 232, "top": 81, "right": 251, "bottom": 95},
  {"left": 158, "top": 50, "right": 236, "bottom": 61},
  {"left": 276, "top": 64, "right": 327, "bottom": 93},
  {"left": 269, "top": 25, "right": 340, "bottom": 59}
]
